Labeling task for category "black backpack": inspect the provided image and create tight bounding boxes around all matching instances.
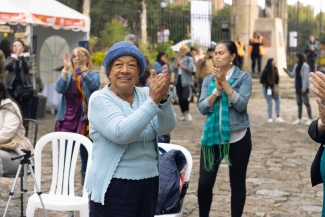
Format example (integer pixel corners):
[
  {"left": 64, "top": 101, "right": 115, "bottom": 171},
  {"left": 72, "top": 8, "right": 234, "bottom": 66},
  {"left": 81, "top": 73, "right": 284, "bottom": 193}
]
[{"left": 155, "top": 148, "right": 188, "bottom": 214}]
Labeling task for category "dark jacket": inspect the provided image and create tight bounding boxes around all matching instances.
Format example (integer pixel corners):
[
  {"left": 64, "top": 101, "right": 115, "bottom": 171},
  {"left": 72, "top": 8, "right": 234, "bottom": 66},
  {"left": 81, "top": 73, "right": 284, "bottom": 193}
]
[
  {"left": 156, "top": 149, "right": 186, "bottom": 214},
  {"left": 4, "top": 55, "right": 32, "bottom": 89},
  {"left": 308, "top": 119, "right": 325, "bottom": 187}
]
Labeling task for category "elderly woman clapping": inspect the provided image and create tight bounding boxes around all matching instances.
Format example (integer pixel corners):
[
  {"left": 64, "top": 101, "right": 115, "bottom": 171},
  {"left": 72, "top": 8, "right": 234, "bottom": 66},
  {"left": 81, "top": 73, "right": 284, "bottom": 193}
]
[{"left": 85, "top": 41, "right": 176, "bottom": 217}]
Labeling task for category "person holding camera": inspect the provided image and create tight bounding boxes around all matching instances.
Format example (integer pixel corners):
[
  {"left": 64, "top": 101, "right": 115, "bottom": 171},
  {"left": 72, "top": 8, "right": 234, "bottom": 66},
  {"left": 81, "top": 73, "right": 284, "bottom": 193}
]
[
  {"left": 305, "top": 35, "right": 320, "bottom": 73},
  {"left": 284, "top": 53, "right": 312, "bottom": 125},
  {"left": 4, "top": 39, "right": 32, "bottom": 119}
]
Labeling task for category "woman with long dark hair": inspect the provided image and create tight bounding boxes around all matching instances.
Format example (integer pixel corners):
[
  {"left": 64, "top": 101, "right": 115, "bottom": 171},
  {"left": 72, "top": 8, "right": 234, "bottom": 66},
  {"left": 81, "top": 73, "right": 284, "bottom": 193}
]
[
  {"left": 260, "top": 58, "right": 283, "bottom": 123},
  {"left": 4, "top": 39, "right": 32, "bottom": 119},
  {"left": 197, "top": 40, "right": 252, "bottom": 216},
  {"left": 153, "top": 52, "right": 170, "bottom": 74},
  {"left": 284, "top": 53, "right": 312, "bottom": 125}
]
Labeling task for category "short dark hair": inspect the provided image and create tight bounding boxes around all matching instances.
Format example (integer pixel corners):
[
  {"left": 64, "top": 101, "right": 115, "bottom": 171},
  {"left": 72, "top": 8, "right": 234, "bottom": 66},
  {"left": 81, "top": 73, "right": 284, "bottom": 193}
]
[
  {"left": 207, "top": 48, "right": 214, "bottom": 52},
  {"left": 190, "top": 46, "right": 197, "bottom": 52},
  {"left": 216, "top": 40, "right": 240, "bottom": 68}
]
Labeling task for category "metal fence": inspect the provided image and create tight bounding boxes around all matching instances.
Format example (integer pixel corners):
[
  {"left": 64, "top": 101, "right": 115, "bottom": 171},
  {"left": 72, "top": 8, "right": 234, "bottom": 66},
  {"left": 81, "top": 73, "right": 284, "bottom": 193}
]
[{"left": 57, "top": 0, "right": 231, "bottom": 50}]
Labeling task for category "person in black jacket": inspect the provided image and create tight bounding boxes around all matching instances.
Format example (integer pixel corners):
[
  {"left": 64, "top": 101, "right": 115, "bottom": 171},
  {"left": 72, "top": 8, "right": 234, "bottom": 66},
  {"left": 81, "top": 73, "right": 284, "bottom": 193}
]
[
  {"left": 260, "top": 58, "right": 283, "bottom": 123},
  {"left": 4, "top": 39, "right": 32, "bottom": 118},
  {"left": 308, "top": 70, "right": 325, "bottom": 216}
]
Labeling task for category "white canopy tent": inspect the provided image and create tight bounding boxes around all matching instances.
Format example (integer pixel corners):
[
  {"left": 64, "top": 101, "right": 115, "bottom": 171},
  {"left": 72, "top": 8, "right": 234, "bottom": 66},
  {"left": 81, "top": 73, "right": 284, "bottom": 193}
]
[{"left": 0, "top": 0, "right": 90, "bottom": 84}]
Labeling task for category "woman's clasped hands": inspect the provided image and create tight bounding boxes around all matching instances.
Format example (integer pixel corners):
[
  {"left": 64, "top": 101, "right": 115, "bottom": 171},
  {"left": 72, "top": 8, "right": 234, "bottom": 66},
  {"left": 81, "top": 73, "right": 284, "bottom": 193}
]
[
  {"left": 149, "top": 66, "right": 171, "bottom": 104},
  {"left": 212, "top": 64, "right": 226, "bottom": 91}
]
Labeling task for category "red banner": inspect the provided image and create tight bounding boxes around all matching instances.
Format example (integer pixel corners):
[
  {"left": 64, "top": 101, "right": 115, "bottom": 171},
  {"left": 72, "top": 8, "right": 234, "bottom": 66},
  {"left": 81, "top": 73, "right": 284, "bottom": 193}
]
[
  {"left": 0, "top": 12, "right": 27, "bottom": 23},
  {"left": 31, "top": 14, "right": 86, "bottom": 29}
]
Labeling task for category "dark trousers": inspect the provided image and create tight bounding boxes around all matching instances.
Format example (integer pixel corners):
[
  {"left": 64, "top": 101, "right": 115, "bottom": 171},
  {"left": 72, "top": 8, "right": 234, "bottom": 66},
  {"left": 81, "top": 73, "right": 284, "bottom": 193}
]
[
  {"left": 198, "top": 128, "right": 252, "bottom": 217},
  {"left": 90, "top": 177, "right": 159, "bottom": 217},
  {"left": 7, "top": 88, "right": 31, "bottom": 119},
  {"left": 238, "top": 55, "right": 244, "bottom": 69},
  {"left": 296, "top": 92, "right": 312, "bottom": 119},
  {"left": 251, "top": 53, "right": 262, "bottom": 73},
  {"left": 307, "top": 57, "right": 316, "bottom": 72},
  {"left": 176, "top": 75, "right": 190, "bottom": 113}
]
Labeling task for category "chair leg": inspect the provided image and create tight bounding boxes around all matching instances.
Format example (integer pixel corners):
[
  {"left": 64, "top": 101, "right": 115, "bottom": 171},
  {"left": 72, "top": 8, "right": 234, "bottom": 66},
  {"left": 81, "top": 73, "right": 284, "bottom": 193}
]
[
  {"left": 79, "top": 206, "right": 89, "bottom": 217},
  {"left": 74, "top": 211, "right": 80, "bottom": 217},
  {"left": 25, "top": 205, "right": 36, "bottom": 217}
]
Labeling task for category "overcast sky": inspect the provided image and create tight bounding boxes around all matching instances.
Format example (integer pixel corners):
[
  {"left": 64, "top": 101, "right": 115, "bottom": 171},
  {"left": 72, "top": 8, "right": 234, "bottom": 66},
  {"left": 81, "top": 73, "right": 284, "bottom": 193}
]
[{"left": 223, "top": 0, "right": 324, "bottom": 13}]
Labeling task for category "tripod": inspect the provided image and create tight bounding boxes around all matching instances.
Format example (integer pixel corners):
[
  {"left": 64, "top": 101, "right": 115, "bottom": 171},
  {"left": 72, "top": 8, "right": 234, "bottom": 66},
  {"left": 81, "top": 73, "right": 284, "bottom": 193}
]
[{"left": 2, "top": 149, "right": 48, "bottom": 217}]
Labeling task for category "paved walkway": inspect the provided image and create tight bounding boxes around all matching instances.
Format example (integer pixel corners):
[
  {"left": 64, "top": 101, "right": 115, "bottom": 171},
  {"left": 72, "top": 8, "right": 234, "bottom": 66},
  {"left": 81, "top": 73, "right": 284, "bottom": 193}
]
[{"left": 0, "top": 96, "right": 323, "bottom": 216}]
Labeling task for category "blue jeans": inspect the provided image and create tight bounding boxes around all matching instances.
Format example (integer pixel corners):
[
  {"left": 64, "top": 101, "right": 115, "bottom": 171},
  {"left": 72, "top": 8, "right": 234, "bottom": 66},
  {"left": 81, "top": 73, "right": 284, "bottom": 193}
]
[{"left": 262, "top": 87, "right": 280, "bottom": 117}]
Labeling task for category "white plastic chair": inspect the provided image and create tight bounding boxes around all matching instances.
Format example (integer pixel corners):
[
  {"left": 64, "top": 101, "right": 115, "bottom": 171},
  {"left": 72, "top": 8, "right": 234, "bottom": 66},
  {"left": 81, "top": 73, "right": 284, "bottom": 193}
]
[
  {"left": 155, "top": 143, "right": 193, "bottom": 217},
  {"left": 26, "top": 132, "right": 92, "bottom": 217}
]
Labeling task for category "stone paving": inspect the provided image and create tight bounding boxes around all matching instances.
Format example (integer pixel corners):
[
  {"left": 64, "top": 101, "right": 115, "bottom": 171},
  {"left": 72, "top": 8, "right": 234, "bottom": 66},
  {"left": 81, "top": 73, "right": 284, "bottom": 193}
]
[{"left": 0, "top": 96, "right": 323, "bottom": 216}]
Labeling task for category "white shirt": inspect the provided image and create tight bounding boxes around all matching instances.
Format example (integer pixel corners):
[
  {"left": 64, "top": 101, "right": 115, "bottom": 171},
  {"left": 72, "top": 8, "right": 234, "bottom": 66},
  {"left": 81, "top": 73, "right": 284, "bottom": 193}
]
[{"left": 224, "top": 66, "right": 247, "bottom": 143}]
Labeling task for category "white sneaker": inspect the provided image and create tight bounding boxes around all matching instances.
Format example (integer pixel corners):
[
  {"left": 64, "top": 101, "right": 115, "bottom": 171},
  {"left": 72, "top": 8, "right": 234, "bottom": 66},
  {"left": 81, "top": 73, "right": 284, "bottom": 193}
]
[
  {"left": 276, "top": 117, "right": 284, "bottom": 123},
  {"left": 185, "top": 113, "right": 192, "bottom": 121},
  {"left": 178, "top": 115, "right": 186, "bottom": 121},
  {"left": 268, "top": 118, "right": 273, "bottom": 123},
  {"left": 305, "top": 119, "right": 313, "bottom": 125},
  {"left": 292, "top": 118, "right": 301, "bottom": 125}
]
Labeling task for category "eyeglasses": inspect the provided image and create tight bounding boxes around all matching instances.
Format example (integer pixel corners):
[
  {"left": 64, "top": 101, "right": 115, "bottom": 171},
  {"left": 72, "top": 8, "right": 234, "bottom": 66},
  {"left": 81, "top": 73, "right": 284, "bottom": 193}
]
[{"left": 180, "top": 48, "right": 186, "bottom": 51}]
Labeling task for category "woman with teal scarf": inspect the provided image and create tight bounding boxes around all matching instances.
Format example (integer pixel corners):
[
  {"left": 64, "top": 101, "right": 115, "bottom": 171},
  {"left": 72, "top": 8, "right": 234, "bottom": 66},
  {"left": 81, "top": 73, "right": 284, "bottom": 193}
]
[
  {"left": 309, "top": 71, "right": 325, "bottom": 217},
  {"left": 197, "top": 40, "right": 252, "bottom": 217}
]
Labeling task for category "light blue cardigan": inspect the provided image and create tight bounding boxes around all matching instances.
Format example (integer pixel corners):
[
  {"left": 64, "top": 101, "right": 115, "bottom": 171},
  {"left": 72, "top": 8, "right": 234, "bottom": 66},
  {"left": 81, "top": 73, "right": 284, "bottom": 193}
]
[{"left": 85, "top": 86, "right": 176, "bottom": 204}]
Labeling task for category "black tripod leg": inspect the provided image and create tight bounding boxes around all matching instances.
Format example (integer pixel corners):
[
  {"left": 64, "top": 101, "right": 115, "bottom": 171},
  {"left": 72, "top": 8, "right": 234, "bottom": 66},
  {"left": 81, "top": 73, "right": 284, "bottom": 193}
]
[
  {"left": 3, "top": 164, "right": 23, "bottom": 217},
  {"left": 21, "top": 174, "right": 23, "bottom": 217}
]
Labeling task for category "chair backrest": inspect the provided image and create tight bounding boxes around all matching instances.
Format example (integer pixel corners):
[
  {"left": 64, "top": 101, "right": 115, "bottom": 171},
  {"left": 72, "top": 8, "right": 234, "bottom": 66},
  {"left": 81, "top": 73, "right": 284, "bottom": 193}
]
[
  {"left": 158, "top": 143, "right": 193, "bottom": 182},
  {"left": 33, "top": 132, "right": 92, "bottom": 199},
  {"left": 23, "top": 119, "right": 38, "bottom": 148}
]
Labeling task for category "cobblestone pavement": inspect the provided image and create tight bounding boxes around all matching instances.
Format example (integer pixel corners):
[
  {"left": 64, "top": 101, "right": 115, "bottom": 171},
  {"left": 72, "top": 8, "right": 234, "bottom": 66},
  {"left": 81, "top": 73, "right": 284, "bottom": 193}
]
[{"left": 0, "top": 97, "right": 323, "bottom": 217}]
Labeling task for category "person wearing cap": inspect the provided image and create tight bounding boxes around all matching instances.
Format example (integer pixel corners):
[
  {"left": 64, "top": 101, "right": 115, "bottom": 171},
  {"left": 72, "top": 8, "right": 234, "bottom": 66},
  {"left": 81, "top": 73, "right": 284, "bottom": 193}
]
[
  {"left": 249, "top": 30, "right": 265, "bottom": 74},
  {"left": 170, "top": 44, "right": 195, "bottom": 121},
  {"left": 195, "top": 48, "right": 215, "bottom": 104},
  {"left": 85, "top": 41, "right": 176, "bottom": 216}
]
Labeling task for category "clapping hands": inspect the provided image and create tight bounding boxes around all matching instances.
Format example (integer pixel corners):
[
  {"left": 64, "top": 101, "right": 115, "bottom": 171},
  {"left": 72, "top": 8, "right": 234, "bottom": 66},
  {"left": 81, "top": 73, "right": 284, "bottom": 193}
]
[
  {"left": 310, "top": 71, "right": 325, "bottom": 124},
  {"left": 212, "top": 64, "right": 225, "bottom": 91},
  {"left": 149, "top": 66, "right": 171, "bottom": 104}
]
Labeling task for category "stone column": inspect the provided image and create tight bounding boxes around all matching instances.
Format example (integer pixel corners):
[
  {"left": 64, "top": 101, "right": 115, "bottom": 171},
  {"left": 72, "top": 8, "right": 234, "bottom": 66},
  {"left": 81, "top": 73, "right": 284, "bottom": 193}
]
[{"left": 231, "top": 0, "right": 259, "bottom": 72}]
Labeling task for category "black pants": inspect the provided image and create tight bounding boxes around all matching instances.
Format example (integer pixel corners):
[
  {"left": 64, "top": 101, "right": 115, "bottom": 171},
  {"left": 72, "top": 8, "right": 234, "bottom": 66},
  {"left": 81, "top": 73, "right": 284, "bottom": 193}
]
[
  {"left": 90, "top": 177, "right": 159, "bottom": 217},
  {"left": 307, "top": 57, "right": 316, "bottom": 72},
  {"left": 237, "top": 56, "right": 244, "bottom": 69},
  {"left": 251, "top": 53, "right": 262, "bottom": 73},
  {"left": 7, "top": 88, "right": 31, "bottom": 119},
  {"left": 176, "top": 75, "right": 190, "bottom": 113},
  {"left": 198, "top": 128, "right": 252, "bottom": 217}
]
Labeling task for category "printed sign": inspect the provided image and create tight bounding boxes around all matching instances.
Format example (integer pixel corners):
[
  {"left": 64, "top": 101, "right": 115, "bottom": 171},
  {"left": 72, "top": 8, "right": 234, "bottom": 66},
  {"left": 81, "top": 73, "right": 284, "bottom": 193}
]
[{"left": 0, "top": 25, "right": 10, "bottom": 32}]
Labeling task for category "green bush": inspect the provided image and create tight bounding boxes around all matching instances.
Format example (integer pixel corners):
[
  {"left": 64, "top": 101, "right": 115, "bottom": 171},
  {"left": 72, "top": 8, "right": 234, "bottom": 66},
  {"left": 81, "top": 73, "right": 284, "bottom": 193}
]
[{"left": 91, "top": 52, "right": 106, "bottom": 66}]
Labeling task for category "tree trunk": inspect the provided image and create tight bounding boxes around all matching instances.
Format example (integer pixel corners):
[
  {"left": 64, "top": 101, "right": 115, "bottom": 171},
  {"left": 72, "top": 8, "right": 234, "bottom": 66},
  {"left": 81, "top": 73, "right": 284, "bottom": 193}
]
[
  {"left": 140, "top": 0, "right": 147, "bottom": 45},
  {"left": 83, "top": 0, "right": 91, "bottom": 17}
]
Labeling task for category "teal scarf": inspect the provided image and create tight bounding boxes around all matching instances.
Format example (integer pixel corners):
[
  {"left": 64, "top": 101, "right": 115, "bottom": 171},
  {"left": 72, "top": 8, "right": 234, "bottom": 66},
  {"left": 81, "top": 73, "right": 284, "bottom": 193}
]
[{"left": 201, "top": 77, "right": 236, "bottom": 172}]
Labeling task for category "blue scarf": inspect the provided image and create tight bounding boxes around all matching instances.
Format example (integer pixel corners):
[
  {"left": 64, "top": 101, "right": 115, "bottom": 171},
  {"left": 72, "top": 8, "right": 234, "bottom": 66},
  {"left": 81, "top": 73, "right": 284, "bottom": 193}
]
[{"left": 201, "top": 77, "right": 236, "bottom": 172}]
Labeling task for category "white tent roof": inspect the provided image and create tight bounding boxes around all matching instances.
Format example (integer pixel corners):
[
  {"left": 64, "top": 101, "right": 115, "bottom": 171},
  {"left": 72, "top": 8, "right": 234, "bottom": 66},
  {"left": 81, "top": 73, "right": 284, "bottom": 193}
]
[{"left": 0, "top": 0, "right": 90, "bottom": 32}]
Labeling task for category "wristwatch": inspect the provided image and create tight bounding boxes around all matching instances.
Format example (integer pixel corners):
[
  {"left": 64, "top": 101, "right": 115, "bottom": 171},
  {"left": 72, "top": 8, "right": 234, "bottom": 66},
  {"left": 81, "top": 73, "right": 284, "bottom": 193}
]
[
  {"left": 159, "top": 91, "right": 170, "bottom": 104},
  {"left": 212, "top": 88, "right": 221, "bottom": 97}
]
